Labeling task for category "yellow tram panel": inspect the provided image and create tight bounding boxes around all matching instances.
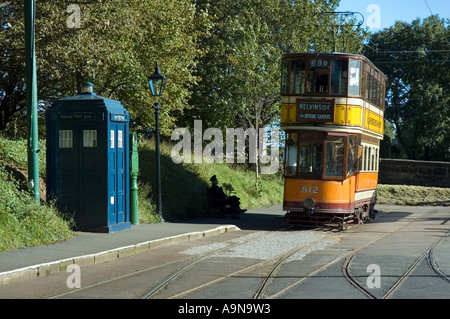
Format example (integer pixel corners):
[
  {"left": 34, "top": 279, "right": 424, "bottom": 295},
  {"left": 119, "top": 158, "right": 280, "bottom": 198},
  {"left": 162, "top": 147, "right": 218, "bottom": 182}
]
[
  {"left": 334, "top": 104, "right": 363, "bottom": 127},
  {"left": 356, "top": 172, "right": 378, "bottom": 192},
  {"left": 346, "top": 105, "right": 363, "bottom": 127},
  {"left": 282, "top": 102, "right": 365, "bottom": 129},
  {"left": 333, "top": 104, "right": 347, "bottom": 126},
  {"left": 364, "top": 109, "right": 384, "bottom": 135},
  {"left": 283, "top": 178, "right": 354, "bottom": 207},
  {"left": 281, "top": 103, "right": 297, "bottom": 124}
]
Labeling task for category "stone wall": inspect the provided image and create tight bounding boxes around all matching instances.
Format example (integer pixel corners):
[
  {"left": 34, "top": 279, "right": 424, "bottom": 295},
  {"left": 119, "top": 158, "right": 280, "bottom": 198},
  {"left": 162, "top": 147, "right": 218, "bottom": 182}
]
[{"left": 379, "top": 159, "right": 450, "bottom": 188}]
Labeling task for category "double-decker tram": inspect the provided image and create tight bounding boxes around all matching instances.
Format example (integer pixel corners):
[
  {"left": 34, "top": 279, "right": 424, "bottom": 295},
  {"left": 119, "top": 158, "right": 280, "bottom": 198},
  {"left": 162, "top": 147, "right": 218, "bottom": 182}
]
[{"left": 281, "top": 52, "right": 387, "bottom": 229}]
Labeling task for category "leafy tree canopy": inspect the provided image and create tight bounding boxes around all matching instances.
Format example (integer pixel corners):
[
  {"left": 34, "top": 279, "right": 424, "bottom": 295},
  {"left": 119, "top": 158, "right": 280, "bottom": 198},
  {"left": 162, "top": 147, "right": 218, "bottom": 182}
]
[
  {"left": 365, "top": 15, "right": 450, "bottom": 161},
  {"left": 1, "top": 0, "right": 210, "bottom": 136},
  {"left": 1, "top": 0, "right": 368, "bottom": 139}
]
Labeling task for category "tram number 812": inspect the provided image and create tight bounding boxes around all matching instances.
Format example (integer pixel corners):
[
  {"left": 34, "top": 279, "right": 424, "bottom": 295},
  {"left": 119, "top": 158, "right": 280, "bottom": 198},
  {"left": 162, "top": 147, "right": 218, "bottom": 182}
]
[{"left": 301, "top": 186, "right": 319, "bottom": 194}]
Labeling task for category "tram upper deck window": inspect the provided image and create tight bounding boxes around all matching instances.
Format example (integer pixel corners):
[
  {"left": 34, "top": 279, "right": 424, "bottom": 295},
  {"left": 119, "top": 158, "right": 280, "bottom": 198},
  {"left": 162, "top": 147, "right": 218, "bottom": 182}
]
[
  {"left": 307, "top": 58, "right": 330, "bottom": 94},
  {"left": 281, "top": 60, "right": 289, "bottom": 95},
  {"left": 331, "top": 60, "right": 348, "bottom": 95},
  {"left": 284, "top": 133, "right": 298, "bottom": 177},
  {"left": 349, "top": 60, "right": 361, "bottom": 96},
  {"left": 290, "top": 60, "right": 306, "bottom": 94}
]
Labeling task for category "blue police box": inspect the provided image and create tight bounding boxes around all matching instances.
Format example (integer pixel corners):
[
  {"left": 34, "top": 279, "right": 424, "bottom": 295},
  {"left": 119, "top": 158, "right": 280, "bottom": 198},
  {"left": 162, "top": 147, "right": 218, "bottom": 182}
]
[{"left": 46, "top": 83, "right": 131, "bottom": 232}]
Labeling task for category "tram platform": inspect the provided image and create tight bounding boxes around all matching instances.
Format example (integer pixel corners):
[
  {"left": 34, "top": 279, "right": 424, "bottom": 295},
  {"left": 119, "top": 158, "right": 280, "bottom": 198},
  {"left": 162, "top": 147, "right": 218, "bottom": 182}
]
[{"left": 0, "top": 205, "right": 285, "bottom": 286}]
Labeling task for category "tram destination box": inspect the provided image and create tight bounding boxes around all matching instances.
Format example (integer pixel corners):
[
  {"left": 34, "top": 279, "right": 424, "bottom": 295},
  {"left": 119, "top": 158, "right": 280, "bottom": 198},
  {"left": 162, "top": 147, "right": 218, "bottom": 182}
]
[{"left": 296, "top": 98, "right": 335, "bottom": 123}]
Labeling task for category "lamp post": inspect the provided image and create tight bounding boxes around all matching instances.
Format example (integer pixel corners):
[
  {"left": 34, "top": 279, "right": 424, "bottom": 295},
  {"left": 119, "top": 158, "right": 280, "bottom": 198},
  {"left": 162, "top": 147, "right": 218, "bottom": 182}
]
[
  {"left": 147, "top": 63, "right": 167, "bottom": 222},
  {"left": 24, "top": 0, "right": 40, "bottom": 203}
]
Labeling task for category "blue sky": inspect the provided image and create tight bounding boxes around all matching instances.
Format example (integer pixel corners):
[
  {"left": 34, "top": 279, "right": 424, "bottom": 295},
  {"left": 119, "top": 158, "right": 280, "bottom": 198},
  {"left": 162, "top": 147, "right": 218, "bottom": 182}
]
[{"left": 337, "top": 0, "right": 449, "bottom": 31}]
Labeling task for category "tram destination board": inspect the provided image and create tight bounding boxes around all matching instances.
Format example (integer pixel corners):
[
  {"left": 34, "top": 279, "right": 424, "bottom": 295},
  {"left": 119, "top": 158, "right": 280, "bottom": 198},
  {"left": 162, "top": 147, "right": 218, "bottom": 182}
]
[{"left": 296, "top": 99, "right": 335, "bottom": 123}]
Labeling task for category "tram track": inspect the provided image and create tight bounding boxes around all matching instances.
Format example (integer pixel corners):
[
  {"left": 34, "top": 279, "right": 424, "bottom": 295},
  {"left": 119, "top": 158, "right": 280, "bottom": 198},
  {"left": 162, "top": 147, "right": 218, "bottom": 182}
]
[
  {"left": 138, "top": 226, "right": 331, "bottom": 299},
  {"left": 264, "top": 206, "right": 442, "bottom": 299},
  {"left": 49, "top": 207, "right": 402, "bottom": 299},
  {"left": 138, "top": 231, "right": 279, "bottom": 299},
  {"left": 47, "top": 206, "right": 450, "bottom": 299},
  {"left": 155, "top": 235, "right": 333, "bottom": 299},
  {"left": 158, "top": 207, "right": 400, "bottom": 299},
  {"left": 48, "top": 226, "right": 298, "bottom": 299},
  {"left": 427, "top": 232, "right": 450, "bottom": 283},
  {"left": 342, "top": 213, "right": 450, "bottom": 299}
]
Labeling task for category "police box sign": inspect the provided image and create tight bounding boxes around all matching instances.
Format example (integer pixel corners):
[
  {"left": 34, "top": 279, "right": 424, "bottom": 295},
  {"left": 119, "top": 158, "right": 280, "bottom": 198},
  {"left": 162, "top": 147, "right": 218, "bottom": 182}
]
[
  {"left": 297, "top": 99, "right": 335, "bottom": 123},
  {"left": 58, "top": 112, "right": 95, "bottom": 120},
  {"left": 110, "top": 113, "right": 128, "bottom": 122}
]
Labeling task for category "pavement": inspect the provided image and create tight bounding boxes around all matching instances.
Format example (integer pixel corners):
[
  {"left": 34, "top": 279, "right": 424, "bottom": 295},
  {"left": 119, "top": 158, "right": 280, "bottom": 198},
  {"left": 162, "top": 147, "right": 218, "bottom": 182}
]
[{"left": 0, "top": 204, "right": 286, "bottom": 286}]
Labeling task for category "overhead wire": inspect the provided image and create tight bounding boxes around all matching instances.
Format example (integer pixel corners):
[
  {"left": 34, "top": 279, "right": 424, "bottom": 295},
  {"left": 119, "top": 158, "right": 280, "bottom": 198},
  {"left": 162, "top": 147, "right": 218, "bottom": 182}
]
[{"left": 424, "top": 0, "right": 433, "bottom": 15}]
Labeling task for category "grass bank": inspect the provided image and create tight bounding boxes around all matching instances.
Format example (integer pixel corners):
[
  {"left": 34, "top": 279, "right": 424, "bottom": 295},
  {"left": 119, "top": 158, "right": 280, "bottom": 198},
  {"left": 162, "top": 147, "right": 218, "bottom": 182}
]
[
  {"left": 137, "top": 138, "right": 284, "bottom": 222},
  {"left": 0, "top": 137, "right": 73, "bottom": 253},
  {"left": 377, "top": 184, "right": 450, "bottom": 206}
]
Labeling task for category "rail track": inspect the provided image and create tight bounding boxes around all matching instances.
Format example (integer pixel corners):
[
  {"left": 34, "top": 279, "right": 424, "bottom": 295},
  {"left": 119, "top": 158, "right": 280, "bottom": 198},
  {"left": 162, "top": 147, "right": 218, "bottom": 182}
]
[
  {"left": 49, "top": 226, "right": 310, "bottom": 299},
  {"left": 428, "top": 233, "right": 450, "bottom": 283},
  {"left": 47, "top": 206, "right": 450, "bottom": 299},
  {"left": 343, "top": 231, "right": 450, "bottom": 299},
  {"left": 264, "top": 207, "right": 450, "bottom": 299},
  {"left": 139, "top": 227, "right": 336, "bottom": 299}
]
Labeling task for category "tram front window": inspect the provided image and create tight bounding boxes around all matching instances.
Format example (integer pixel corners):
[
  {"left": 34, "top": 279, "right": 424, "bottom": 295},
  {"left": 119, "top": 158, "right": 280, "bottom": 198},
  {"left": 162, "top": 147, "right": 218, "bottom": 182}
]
[
  {"left": 299, "top": 143, "right": 323, "bottom": 174},
  {"left": 308, "top": 68, "right": 329, "bottom": 93},
  {"left": 325, "top": 136, "right": 345, "bottom": 178}
]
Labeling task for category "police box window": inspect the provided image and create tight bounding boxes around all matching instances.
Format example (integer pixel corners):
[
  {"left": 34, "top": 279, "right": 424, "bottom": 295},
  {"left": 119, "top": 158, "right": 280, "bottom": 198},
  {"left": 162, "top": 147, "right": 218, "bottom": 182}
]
[
  {"left": 118, "top": 130, "right": 123, "bottom": 148},
  {"left": 59, "top": 130, "right": 73, "bottom": 148},
  {"left": 83, "top": 130, "right": 97, "bottom": 148}
]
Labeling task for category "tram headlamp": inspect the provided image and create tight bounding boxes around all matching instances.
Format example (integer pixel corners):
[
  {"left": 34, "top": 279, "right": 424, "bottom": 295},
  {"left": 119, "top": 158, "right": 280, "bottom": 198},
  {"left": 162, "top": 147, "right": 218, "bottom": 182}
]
[{"left": 304, "top": 197, "right": 316, "bottom": 209}]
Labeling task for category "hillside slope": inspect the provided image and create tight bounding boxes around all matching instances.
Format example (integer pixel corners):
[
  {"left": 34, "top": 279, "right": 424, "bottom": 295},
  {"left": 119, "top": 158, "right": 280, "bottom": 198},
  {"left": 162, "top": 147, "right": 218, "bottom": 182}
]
[{"left": 0, "top": 138, "right": 73, "bottom": 252}]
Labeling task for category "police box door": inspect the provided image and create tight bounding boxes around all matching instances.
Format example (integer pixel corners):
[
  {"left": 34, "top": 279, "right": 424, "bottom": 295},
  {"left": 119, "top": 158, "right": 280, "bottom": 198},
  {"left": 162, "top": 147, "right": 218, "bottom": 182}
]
[
  {"left": 57, "top": 126, "right": 103, "bottom": 227},
  {"left": 108, "top": 123, "right": 126, "bottom": 226}
]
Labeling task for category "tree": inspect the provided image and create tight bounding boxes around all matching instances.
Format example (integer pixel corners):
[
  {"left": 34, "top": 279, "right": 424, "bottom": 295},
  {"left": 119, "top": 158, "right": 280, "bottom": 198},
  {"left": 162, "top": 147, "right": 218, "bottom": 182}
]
[
  {"left": 0, "top": 0, "right": 210, "bottom": 137},
  {"left": 0, "top": 1, "right": 26, "bottom": 134},
  {"left": 365, "top": 16, "right": 450, "bottom": 161},
  {"left": 184, "top": 0, "right": 367, "bottom": 187}
]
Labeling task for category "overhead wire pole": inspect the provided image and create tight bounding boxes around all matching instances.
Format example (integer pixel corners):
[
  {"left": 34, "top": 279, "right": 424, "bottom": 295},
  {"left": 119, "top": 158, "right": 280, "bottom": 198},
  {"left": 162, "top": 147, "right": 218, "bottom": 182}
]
[
  {"left": 24, "top": 0, "right": 40, "bottom": 203},
  {"left": 319, "top": 11, "right": 364, "bottom": 53}
]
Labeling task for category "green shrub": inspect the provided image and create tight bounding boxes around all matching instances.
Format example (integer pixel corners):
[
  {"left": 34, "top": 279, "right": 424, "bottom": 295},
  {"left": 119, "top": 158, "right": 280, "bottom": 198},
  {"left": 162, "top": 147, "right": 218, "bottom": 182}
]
[{"left": 0, "top": 163, "right": 73, "bottom": 252}]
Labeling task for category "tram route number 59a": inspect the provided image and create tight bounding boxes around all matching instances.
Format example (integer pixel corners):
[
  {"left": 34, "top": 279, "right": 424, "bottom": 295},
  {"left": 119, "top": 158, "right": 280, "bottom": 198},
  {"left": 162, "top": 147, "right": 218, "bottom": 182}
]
[{"left": 301, "top": 186, "right": 319, "bottom": 194}]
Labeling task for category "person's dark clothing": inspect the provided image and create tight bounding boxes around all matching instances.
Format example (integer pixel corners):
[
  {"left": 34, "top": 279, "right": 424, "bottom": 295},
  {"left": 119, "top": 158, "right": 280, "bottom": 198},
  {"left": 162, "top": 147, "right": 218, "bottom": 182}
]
[
  {"left": 209, "top": 184, "right": 227, "bottom": 200},
  {"left": 209, "top": 185, "right": 242, "bottom": 215}
]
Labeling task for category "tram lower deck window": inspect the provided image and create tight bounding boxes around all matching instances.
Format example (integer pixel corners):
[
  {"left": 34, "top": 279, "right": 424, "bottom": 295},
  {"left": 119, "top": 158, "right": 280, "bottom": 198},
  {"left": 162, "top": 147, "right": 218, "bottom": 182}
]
[{"left": 325, "top": 136, "right": 345, "bottom": 178}]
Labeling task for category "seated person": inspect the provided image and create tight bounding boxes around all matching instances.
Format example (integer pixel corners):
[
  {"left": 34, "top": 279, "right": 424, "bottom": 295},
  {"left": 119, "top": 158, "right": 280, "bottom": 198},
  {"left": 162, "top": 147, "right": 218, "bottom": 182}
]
[{"left": 208, "top": 175, "right": 246, "bottom": 219}]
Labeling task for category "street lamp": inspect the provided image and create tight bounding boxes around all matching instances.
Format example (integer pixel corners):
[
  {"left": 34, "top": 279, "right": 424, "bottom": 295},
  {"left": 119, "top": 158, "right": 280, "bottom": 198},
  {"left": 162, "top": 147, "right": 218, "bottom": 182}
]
[{"left": 148, "top": 63, "right": 167, "bottom": 222}]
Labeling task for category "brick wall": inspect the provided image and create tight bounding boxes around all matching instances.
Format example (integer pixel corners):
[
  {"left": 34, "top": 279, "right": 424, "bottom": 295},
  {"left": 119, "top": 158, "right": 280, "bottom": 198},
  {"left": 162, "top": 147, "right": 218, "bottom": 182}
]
[{"left": 379, "top": 159, "right": 450, "bottom": 188}]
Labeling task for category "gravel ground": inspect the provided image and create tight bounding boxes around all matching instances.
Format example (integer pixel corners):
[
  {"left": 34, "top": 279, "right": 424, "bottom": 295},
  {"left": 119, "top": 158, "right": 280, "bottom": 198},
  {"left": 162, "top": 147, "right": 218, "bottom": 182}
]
[{"left": 180, "top": 230, "right": 340, "bottom": 261}]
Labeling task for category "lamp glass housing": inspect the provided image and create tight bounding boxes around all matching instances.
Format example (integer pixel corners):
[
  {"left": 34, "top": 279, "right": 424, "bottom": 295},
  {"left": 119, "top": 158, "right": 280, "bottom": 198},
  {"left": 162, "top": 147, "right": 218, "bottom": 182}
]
[{"left": 147, "top": 64, "right": 167, "bottom": 97}]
